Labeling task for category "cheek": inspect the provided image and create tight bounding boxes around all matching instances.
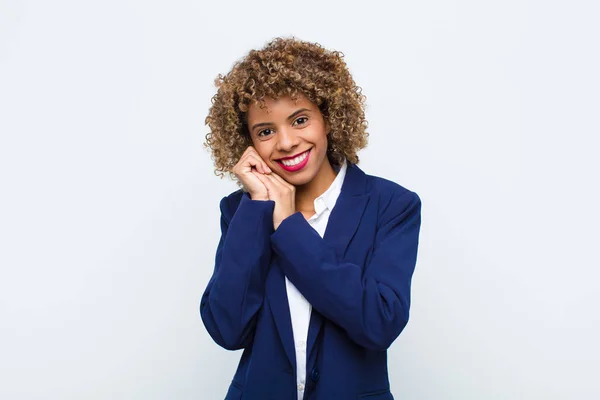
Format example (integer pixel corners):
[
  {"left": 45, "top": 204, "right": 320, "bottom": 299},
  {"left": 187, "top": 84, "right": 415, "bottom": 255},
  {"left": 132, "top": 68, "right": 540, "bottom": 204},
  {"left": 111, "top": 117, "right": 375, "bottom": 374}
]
[
  {"left": 254, "top": 145, "right": 271, "bottom": 162},
  {"left": 318, "top": 131, "right": 329, "bottom": 149}
]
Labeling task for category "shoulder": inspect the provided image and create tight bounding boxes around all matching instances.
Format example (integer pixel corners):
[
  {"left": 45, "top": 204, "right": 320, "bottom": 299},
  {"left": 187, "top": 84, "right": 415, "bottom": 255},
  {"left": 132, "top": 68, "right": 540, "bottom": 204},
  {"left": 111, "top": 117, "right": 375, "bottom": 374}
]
[
  {"left": 358, "top": 167, "right": 422, "bottom": 221},
  {"left": 218, "top": 189, "right": 246, "bottom": 220},
  {"left": 362, "top": 168, "right": 420, "bottom": 204}
]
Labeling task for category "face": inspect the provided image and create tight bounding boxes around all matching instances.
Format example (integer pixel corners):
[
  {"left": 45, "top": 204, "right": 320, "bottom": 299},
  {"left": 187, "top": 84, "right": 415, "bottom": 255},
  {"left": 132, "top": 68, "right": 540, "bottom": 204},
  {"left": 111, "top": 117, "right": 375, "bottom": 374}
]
[{"left": 246, "top": 92, "right": 332, "bottom": 187}]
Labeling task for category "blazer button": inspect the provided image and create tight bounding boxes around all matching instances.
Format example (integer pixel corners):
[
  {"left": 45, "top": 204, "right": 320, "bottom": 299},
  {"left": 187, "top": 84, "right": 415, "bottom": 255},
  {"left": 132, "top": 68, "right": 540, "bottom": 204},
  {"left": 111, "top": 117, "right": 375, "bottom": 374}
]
[{"left": 311, "top": 368, "right": 320, "bottom": 382}]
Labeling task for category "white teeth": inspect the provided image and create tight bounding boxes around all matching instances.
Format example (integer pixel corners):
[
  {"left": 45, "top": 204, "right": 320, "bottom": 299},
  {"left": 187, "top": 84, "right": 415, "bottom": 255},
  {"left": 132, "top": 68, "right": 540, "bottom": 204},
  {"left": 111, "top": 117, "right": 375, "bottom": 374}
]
[{"left": 281, "top": 150, "right": 309, "bottom": 166}]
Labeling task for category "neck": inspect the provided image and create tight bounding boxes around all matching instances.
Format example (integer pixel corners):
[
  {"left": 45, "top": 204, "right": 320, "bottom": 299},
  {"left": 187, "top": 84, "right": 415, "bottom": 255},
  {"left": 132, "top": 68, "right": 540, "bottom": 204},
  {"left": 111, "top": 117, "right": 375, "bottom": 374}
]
[{"left": 295, "top": 158, "right": 337, "bottom": 211}]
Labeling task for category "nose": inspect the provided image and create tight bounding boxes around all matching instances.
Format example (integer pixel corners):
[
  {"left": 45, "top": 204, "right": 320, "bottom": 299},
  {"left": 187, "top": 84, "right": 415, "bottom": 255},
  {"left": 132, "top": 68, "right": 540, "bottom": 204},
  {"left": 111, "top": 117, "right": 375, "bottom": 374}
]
[{"left": 276, "top": 127, "right": 299, "bottom": 152}]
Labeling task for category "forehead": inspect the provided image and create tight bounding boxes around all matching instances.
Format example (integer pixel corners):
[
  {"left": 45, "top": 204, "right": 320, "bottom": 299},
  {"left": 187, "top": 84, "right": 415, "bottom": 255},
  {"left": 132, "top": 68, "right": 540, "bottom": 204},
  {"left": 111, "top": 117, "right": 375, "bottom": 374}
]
[{"left": 247, "top": 92, "right": 314, "bottom": 120}]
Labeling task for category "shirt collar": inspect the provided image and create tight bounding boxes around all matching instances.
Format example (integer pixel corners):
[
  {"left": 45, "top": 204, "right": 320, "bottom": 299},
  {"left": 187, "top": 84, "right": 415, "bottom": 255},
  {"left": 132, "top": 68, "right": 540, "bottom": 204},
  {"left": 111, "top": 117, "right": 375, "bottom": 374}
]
[{"left": 313, "top": 158, "right": 348, "bottom": 216}]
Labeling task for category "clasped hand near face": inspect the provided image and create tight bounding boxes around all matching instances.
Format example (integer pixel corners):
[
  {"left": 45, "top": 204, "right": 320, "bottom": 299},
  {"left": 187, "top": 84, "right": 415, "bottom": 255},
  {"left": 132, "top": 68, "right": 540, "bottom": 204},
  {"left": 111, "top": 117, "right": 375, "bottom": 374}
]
[{"left": 231, "top": 146, "right": 296, "bottom": 230}]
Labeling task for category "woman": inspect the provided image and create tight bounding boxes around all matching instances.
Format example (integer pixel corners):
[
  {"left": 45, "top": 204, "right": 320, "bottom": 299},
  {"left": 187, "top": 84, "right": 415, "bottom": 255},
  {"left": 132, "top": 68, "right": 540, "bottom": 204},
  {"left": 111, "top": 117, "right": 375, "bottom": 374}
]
[{"left": 200, "top": 36, "right": 422, "bottom": 400}]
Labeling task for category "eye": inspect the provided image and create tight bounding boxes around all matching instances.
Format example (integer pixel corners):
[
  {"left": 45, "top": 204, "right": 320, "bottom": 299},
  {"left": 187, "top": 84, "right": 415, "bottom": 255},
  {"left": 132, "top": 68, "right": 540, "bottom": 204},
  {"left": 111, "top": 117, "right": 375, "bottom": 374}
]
[
  {"left": 257, "top": 128, "right": 274, "bottom": 138},
  {"left": 293, "top": 116, "right": 308, "bottom": 126},
  {"left": 256, "top": 117, "right": 308, "bottom": 139}
]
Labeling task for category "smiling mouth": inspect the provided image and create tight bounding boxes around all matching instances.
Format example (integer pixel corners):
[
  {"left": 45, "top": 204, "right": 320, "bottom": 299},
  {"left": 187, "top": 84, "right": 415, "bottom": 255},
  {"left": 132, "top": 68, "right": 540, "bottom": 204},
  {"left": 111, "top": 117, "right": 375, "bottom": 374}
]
[{"left": 276, "top": 149, "right": 311, "bottom": 167}]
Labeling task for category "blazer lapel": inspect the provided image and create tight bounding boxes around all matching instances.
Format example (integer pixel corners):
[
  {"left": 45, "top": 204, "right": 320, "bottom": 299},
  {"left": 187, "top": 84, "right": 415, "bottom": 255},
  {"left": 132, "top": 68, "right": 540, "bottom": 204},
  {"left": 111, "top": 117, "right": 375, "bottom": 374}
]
[
  {"left": 306, "top": 162, "right": 370, "bottom": 360},
  {"left": 266, "top": 260, "right": 296, "bottom": 369},
  {"left": 267, "top": 162, "right": 370, "bottom": 369}
]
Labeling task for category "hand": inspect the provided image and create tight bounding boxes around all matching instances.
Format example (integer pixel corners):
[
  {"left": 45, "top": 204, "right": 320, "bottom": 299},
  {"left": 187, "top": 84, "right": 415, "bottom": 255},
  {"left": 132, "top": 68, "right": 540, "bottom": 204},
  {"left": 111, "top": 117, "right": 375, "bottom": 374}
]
[
  {"left": 252, "top": 171, "right": 296, "bottom": 230},
  {"left": 231, "top": 146, "right": 271, "bottom": 200}
]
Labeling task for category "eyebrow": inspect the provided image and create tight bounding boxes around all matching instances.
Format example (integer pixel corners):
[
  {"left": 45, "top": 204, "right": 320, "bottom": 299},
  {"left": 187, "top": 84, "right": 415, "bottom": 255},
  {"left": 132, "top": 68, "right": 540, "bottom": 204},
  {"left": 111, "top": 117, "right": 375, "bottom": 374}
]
[{"left": 250, "top": 108, "right": 311, "bottom": 133}]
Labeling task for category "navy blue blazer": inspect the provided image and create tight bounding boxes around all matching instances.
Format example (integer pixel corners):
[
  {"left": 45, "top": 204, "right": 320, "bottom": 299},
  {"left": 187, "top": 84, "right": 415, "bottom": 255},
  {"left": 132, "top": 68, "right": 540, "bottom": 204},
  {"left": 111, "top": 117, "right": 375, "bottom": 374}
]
[{"left": 200, "top": 162, "right": 422, "bottom": 400}]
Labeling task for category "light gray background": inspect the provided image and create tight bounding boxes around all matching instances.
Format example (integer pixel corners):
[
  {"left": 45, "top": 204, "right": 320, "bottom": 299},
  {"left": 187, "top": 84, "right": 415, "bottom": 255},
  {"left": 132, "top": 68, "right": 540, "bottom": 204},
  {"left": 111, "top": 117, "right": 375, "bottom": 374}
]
[{"left": 1, "top": 0, "right": 598, "bottom": 399}]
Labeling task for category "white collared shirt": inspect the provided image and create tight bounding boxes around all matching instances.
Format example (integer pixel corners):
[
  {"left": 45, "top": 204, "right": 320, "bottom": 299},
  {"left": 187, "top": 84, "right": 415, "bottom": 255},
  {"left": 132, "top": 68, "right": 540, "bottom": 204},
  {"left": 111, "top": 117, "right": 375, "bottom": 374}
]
[{"left": 285, "top": 158, "right": 348, "bottom": 400}]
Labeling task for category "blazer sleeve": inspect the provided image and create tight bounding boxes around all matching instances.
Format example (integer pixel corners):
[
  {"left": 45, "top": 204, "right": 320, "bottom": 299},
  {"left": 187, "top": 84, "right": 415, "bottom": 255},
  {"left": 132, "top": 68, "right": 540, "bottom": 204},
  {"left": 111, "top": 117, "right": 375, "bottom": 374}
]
[
  {"left": 270, "top": 189, "right": 422, "bottom": 351},
  {"left": 200, "top": 193, "right": 275, "bottom": 350}
]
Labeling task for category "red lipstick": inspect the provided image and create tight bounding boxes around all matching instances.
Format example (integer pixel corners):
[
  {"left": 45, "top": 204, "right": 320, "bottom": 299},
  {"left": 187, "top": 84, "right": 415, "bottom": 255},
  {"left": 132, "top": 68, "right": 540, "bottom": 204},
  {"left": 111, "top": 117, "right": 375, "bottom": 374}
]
[{"left": 276, "top": 149, "right": 311, "bottom": 172}]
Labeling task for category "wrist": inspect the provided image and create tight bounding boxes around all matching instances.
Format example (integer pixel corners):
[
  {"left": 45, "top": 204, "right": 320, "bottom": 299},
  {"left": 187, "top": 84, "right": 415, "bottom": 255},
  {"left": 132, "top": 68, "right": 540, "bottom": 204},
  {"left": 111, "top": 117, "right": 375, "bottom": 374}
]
[{"left": 249, "top": 192, "right": 269, "bottom": 201}]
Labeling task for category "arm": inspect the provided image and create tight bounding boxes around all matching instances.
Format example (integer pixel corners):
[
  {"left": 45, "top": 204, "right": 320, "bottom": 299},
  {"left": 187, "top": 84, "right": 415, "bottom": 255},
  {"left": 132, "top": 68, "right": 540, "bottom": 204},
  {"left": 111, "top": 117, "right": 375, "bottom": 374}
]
[
  {"left": 270, "top": 190, "right": 422, "bottom": 351},
  {"left": 200, "top": 193, "right": 275, "bottom": 350}
]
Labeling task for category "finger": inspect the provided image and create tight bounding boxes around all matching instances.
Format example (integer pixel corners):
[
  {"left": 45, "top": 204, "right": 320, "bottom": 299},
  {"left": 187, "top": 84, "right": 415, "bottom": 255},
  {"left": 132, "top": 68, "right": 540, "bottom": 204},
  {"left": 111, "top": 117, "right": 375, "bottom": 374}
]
[
  {"left": 246, "top": 147, "right": 271, "bottom": 174},
  {"left": 243, "top": 152, "right": 272, "bottom": 174},
  {"left": 242, "top": 145, "right": 258, "bottom": 158},
  {"left": 252, "top": 170, "right": 268, "bottom": 185},
  {"left": 236, "top": 147, "right": 254, "bottom": 167},
  {"left": 245, "top": 154, "right": 270, "bottom": 174},
  {"left": 253, "top": 170, "right": 274, "bottom": 192},
  {"left": 237, "top": 147, "right": 260, "bottom": 167},
  {"left": 262, "top": 173, "right": 289, "bottom": 196},
  {"left": 251, "top": 169, "right": 268, "bottom": 182},
  {"left": 245, "top": 154, "right": 264, "bottom": 174},
  {"left": 268, "top": 172, "right": 294, "bottom": 191}
]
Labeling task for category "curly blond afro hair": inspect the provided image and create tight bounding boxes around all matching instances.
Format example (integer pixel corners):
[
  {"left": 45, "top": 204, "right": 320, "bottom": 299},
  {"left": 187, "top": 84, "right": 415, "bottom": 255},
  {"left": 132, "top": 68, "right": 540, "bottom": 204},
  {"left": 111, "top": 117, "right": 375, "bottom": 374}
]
[{"left": 203, "top": 36, "right": 369, "bottom": 183}]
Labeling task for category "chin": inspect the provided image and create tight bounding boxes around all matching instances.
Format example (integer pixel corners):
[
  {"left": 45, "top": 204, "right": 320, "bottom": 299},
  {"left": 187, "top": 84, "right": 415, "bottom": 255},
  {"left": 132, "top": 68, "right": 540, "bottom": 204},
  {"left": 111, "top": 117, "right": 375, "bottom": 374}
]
[{"left": 281, "top": 171, "right": 315, "bottom": 187}]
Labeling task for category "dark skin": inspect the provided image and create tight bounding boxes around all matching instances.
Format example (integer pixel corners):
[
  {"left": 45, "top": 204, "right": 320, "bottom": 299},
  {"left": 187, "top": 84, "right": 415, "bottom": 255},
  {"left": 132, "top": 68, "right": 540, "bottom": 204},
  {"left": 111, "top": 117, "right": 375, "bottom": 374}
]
[{"left": 231, "top": 93, "right": 337, "bottom": 227}]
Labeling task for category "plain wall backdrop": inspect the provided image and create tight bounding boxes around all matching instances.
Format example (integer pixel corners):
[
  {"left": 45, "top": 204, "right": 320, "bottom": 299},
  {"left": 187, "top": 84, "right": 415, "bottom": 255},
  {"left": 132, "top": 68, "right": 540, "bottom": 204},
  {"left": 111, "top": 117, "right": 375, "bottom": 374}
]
[{"left": 1, "top": 0, "right": 599, "bottom": 399}]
